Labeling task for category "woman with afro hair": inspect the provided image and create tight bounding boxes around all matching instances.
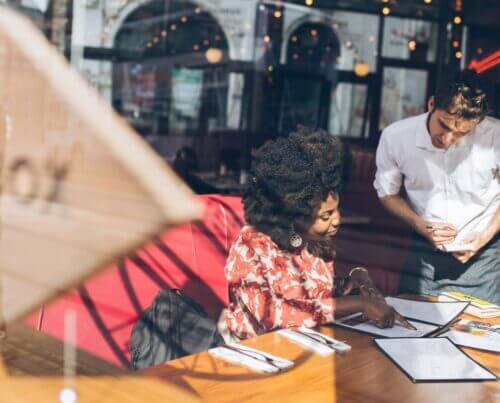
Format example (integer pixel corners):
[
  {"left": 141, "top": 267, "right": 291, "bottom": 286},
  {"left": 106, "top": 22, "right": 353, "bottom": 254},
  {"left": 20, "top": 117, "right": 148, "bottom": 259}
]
[{"left": 218, "top": 127, "right": 413, "bottom": 341}]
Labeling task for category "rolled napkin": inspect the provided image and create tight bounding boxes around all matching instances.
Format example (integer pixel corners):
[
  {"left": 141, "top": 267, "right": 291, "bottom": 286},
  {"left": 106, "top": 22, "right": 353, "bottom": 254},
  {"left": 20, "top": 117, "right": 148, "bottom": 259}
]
[
  {"left": 278, "top": 327, "right": 351, "bottom": 356},
  {"left": 208, "top": 343, "right": 294, "bottom": 374}
]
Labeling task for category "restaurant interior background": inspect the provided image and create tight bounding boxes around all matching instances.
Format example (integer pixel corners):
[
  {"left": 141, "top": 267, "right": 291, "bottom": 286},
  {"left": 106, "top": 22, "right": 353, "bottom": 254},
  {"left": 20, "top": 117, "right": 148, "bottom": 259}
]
[
  {"left": 1, "top": 0, "right": 499, "bottom": 382},
  {"left": 7, "top": 0, "right": 500, "bottom": 193}
]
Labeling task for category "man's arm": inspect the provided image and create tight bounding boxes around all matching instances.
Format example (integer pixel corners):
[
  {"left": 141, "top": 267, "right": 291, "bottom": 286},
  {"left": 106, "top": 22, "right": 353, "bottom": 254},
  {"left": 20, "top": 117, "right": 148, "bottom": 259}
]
[
  {"left": 379, "top": 194, "right": 457, "bottom": 247},
  {"left": 453, "top": 205, "right": 500, "bottom": 263}
]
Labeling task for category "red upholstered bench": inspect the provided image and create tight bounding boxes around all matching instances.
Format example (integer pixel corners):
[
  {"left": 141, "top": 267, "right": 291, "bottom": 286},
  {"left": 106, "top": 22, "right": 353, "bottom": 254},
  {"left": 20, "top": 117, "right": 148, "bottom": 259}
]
[
  {"left": 22, "top": 189, "right": 411, "bottom": 367},
  {"left": 22, "top": 195, "right": 244, "bottom": 367}
]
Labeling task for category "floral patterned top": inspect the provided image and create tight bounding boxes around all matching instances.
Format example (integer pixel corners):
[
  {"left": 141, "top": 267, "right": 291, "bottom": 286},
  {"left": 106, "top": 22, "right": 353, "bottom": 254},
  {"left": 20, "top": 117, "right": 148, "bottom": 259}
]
[{"left": 222, "top": 225, "right": 337, "bottom": 340}]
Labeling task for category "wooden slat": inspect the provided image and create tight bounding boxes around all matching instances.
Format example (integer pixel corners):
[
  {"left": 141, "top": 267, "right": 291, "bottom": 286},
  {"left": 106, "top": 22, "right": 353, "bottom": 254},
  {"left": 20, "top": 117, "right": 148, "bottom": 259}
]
[{"left": 0, "top": 7, "right": 201, "bottom": 324}]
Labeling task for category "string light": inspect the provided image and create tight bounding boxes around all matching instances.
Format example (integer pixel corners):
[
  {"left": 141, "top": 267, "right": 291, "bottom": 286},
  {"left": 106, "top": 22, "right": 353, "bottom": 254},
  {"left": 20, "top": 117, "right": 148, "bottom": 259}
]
[
  {"left": 382, "top": 6, "right": 391, "bottom": 15},
  {"left": 291, "top": 35, "right": 298, "bottom": 43},
  {"left": 170, "top": 24, "right": 177, "bottom": 31},
  {"left": 455, "top": 51, "right": 463, "bottom": 59},
  {"left": 274, "top": 10, "right": 282, "bottom": 18},
  {"left": 381, "top": 0, "right": 389, "bottom": 3},
  {"left": 305, "top": 0, "right": 313, "bottom": 6},
  {"left": 267, "top": 65, "right": 274, "bottom": 72},
  {"left": 193, "top": 44, "right": 200, "bottom": 51},
  {"left": 195, "top": 7, "right": 201, "bottom": 14},
  {"left": 310, "top": 29, "right": 318, "bottom": 37},
  {"left": 452, "top": 40, "right": 460, "bottom": 48},
  {"left": 424, "top": 0, "right": 432, "bottom": 4},
  {"left": 263, "top": 35, "right": 271, "bottom": 43},
  {"left": 408, "top": 39, "right": 416, "bottom": 51},
  {"left": 161, "top": 30, "right": 167, "bottom": 37},
  {"left": 453, "top": 15, "right": 462, "bottom": 24},
  {"left": 181, "top": 16, "right": 188, "bottom": 23}
]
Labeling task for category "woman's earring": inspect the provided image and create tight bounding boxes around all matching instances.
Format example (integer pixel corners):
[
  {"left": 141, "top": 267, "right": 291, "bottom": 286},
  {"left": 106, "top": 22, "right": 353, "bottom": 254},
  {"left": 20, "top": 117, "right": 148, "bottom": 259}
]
[{"left": 289, "top": 232, "right": 303, "bottom": 248}]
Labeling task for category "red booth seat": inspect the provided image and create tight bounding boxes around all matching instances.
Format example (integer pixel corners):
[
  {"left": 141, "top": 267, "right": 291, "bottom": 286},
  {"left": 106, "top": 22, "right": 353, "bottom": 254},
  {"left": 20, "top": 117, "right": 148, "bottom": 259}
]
[{"left": 23, "top": 195, "right": 244, "bottom": 367}]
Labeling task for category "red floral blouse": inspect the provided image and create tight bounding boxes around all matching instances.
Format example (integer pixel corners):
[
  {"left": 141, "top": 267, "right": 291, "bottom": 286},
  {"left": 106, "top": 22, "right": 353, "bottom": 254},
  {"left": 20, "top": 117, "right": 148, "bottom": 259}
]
[{"left": 222, "top": 225, "right": 337, "bottom": 339}]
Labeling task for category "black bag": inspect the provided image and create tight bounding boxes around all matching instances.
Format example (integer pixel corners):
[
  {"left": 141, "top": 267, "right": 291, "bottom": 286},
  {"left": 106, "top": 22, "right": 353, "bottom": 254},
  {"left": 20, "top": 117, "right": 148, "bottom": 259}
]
[{"left": 130, "top": 289, "right": 223, "bottom": 370}]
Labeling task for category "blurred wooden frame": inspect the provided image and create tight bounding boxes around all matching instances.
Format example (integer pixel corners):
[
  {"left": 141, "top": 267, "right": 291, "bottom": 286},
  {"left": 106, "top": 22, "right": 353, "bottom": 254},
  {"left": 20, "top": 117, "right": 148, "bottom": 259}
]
[{"left": 0, "top": 7, "right": 202, "bottom": 324}]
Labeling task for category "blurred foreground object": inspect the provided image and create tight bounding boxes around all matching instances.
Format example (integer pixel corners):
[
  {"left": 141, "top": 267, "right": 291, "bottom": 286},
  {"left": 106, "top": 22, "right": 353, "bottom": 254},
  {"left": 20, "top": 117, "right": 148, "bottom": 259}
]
[{"left": 0, "top": 6, "right": 201, "bottom": 324}]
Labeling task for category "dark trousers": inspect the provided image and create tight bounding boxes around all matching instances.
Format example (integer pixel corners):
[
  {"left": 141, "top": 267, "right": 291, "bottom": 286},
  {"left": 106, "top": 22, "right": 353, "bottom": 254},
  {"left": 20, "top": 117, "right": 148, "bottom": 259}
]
[{"left": 399, "top": 234, "right": 500, "bottom": 304}]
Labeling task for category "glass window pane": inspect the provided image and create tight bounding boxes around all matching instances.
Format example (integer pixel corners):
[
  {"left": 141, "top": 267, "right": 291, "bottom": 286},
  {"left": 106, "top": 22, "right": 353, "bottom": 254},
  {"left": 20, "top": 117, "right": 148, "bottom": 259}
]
[
  {"left": 379, "top": 67, "right": 428, "bottom": 129},
  {"left": 382, "top": 17, "right": 438, "bottom": 62},
  {"left": 329, "top": 83, "right": 369, "bottom": 137}
]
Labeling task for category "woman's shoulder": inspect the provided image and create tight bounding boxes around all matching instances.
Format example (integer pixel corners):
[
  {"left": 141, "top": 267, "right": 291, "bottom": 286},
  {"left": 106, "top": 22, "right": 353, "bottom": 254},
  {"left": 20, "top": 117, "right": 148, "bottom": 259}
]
[{"left": 238, "top": 225, "right": 274, "bottom": 247}]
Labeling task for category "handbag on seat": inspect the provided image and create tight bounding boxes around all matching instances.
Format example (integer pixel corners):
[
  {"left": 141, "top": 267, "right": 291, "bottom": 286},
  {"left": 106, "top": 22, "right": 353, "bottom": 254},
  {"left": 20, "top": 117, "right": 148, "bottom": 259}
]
[{"left": 130, "top": 289, "right": 223, "bottom": 370}]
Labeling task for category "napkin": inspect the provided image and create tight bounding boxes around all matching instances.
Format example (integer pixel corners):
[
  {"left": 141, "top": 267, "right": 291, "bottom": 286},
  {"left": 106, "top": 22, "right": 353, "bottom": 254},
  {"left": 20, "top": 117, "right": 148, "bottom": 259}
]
[
  {"left": 208, "top": 343, "right": 294, "bottom": 374},
  {"left": 279, "top": 327, "right": 351, "bottom": 356}
]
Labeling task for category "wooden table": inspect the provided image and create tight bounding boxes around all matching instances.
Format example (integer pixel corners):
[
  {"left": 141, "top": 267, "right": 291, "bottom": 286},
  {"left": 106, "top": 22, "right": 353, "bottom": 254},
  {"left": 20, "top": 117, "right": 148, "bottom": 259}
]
[
  {"left": 0, "top": 324, "right": 199, "bottom": 402},
  {"left": 144, "top": 312, "right": 499, "bottom": 403},
  {"left": 0, "top": 310, "right": 498, "bottom": 402}
]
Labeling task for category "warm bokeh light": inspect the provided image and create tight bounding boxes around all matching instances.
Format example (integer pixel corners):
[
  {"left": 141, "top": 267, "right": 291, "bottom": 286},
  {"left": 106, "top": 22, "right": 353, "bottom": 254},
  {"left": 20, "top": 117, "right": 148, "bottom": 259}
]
[
  {"left": 274, "top": 10, "right": 282, "bottom": 18},
  {"left": 453, "top": 15, "right": 462, "bottom": 24},
  {"left": 455, "top": 51, "right": 463, "bottom": 59},
  {"left": 263, "top": 35, "right": 271, "bottom": 43},
  {"left": 452, "top": 40, "right": 460, "bottom": 48},
  {"left": 382, "top": 7, "right": 391, "bottom": 15},
  {"left": 354, "top": 60, "right": 370, "bottom": 77},
  {"left": 305, "top": 0, "right": 313, "bottom": 6},
  {"left": 408, "top": 40, "right": 417, "bottom": 51},
  {"left": 205, "top": 47, "right": 223, "bottom": 63},
  {"left": 424, "top": 0, "right": 432, "bottom": 4}
]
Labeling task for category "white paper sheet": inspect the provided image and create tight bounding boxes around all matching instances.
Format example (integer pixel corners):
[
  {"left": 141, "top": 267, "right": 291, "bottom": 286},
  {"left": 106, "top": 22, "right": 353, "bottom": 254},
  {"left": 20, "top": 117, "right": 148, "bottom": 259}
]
[
  {"left": 385, "top": 297, "right": 468, "bottom": 326},
  {"left": 374, "top": 338, "right": 497, "bottom": 382},
  {"left": 334, "top": 313, "right": 438, "bottom": 338}
]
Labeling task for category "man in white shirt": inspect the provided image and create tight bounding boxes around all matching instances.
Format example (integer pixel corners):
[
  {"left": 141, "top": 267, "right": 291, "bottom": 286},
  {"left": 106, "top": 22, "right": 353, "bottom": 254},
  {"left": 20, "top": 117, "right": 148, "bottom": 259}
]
[{"left": 374, "top": 71, "right": 499, "bottom": 303}]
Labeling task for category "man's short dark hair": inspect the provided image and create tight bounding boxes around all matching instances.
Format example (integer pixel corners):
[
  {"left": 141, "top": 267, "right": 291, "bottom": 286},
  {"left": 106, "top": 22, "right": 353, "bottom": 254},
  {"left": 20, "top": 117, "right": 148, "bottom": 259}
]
[{"left": 434, "top": 70, "right": 489, "bottom": 121}]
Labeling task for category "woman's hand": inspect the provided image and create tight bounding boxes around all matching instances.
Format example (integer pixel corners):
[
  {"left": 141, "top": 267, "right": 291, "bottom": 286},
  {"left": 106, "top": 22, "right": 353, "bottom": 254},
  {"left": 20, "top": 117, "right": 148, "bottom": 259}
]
[
  {"left": 361, "top": 298, "right": 415, "bottom": 329},
  {"left": 342, "top": 267, "right": 384, "bottom": 300}
]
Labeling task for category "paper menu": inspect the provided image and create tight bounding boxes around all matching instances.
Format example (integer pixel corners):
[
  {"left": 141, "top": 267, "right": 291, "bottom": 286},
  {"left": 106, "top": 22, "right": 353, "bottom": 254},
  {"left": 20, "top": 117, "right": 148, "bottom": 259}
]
[
  {"left": 374, "top": 338, "right": 497, "bottom": 382},
  {"left": 335, "top": 313, "right": 438, "bottom": 338},
  {"left": 439, "top": 319, "right": 500, "bottom": 353},
  {"left": 384, "top": 297, "right": 469, "bottom": 326}
]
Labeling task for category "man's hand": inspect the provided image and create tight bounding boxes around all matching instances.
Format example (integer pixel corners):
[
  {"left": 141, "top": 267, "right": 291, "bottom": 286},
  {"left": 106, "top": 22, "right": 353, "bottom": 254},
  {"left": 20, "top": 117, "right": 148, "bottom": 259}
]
[
  {"left": 452, "top": 231, "right": 491, "bottom": 263},
  {"left": 416, "top": 220, "right": 457, "bottom": 249}
]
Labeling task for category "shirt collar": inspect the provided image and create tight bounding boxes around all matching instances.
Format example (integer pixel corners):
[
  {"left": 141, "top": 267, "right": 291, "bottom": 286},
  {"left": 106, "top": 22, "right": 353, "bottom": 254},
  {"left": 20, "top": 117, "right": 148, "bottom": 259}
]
[
  {"left": 415, "top": 112, "right": 474, "bottom": 153},
  {"left": 415, "top": 112, "right": 445, "bottom": 153}
]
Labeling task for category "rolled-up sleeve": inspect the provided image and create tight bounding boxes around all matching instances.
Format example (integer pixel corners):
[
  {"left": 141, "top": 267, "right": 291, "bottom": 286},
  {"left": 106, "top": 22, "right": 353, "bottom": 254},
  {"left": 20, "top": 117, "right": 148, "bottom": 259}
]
[{"left": 374, "top": 130, "right": 402, "bottom": 198}]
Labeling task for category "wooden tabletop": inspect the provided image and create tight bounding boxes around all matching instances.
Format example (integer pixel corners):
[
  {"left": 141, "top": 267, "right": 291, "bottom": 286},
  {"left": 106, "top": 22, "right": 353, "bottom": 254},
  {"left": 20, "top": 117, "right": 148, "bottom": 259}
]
[
  {"left": 0, "top": 308, "right": 498, "bottom": 402},
  {"left": 144, "top": 312, "right": 499, "bottom": 403}
]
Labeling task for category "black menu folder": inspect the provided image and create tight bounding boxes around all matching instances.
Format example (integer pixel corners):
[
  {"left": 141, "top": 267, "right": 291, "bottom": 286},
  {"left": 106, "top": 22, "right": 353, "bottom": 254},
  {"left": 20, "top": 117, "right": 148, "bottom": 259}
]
[{"left": 374, "top": 338, "right": 497, "bottom": 383}]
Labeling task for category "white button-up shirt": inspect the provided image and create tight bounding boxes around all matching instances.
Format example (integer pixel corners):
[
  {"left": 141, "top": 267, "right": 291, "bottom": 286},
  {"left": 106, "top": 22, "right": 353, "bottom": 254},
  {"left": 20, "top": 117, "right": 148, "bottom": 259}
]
[{"left": 374, "top": 113, "right": 500, "bottom": 240}]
